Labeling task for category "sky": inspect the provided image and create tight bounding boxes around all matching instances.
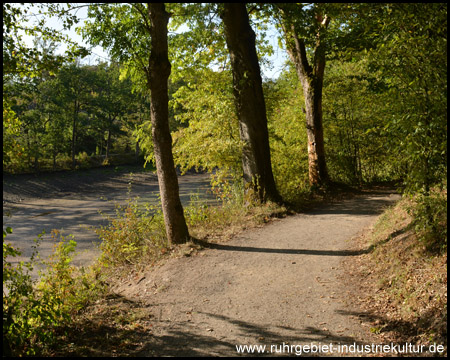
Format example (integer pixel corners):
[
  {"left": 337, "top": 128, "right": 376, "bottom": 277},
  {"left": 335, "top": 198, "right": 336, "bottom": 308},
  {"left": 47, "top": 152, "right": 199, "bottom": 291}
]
[{"left": 17, "top": 3, "right": 289, "bottom": 79}]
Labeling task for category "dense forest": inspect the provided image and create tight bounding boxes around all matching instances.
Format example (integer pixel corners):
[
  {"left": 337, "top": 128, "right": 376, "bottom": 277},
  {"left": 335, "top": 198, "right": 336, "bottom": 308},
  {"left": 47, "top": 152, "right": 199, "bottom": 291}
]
[
  {"left": 4, "top": 2, "right": 446, "bottom": 242},
  {"left": 3, "top": 3, "right": 447, "bottom": 356}
]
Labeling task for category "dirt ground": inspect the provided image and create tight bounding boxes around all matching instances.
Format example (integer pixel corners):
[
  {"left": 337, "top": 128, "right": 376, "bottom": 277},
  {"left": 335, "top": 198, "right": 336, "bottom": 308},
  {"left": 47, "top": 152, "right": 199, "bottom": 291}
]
[
  {"left": 107, "top": 188, "right": 401, "bottom": 357},
  {"left": 4, "top": 168, "right": 407, "bottom": 356}
]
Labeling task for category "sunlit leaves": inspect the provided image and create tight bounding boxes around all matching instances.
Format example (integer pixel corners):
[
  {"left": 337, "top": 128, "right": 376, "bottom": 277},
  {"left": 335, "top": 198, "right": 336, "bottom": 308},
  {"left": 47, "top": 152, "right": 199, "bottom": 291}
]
[
  {"left": 368, "top": 3, "right": 447, "bottom": 194},
  {"left": 3, "top": 3, "right": 88, "bottom": 78},
  {"left": 264, "top": 67, "right": 310, "bottom": 200},
  {"left": 170, "top": 69, "right": 241, "bottom": 175},
  {"left": 3, "top": 99, "right": 23, "bottom": 167}
]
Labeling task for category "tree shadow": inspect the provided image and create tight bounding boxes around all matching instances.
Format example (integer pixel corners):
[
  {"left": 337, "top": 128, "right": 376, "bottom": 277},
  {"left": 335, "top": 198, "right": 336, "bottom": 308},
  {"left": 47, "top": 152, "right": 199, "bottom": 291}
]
[
  {"left": 335, "top": 308, "right": 447, "bottom": 350},
  {"left": 49, "top": 292, "right": 376, "bottom": 357},
  {"left": 192, "top": 240, "right": 369, "bottom": 256},
  {"left": 362, "top": 226, "right": 410, "bottom": 253},
  {"left": 132, "top": 311, "right": 372, "bottom": 357},
  {"left": 191, "top": 232, "right": 408, "bottom": 257}
]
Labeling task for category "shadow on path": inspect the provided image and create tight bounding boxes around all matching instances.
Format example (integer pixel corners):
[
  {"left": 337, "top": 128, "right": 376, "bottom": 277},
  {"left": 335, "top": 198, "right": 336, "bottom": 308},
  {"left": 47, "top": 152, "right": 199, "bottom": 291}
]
[
  {"left": 53, "top": 291, "right": 371, "bottom": 357},
  {"left": 193, "top": 240, "right": 369, "bottom": 256}
]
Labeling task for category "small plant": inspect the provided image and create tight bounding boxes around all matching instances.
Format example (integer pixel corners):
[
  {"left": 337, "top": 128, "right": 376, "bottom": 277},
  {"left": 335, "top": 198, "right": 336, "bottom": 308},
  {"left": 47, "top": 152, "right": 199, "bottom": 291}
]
[
  {"left": 76, "top": 151, "right": 91, "bottom": 169},
  {"left": 185, "top": 194, "right": 210, "bottom": 226},
  {"left": 3, "top": 227, "right": 42, "bottom": 356},
  {"left": 96, "top": 197, "right": 168, "bottom": 269},
  {"left": 408, "top": 188, "right": 447, "bottom": 253},
  {"left": 3, "top": 228, "right": 104, "bottom": 356},
  {"left": 209, "top": 169, "right": 244, "bottom": 204}
]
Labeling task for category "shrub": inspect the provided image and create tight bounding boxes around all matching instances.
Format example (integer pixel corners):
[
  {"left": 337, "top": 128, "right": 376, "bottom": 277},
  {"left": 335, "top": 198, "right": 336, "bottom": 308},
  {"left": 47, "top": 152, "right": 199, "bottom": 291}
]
[
  {"left": 409, "top": 188, "right": 447, "bottom": 253},
  {"left": 3, "top": 228, "right": 104, "bottom": 356},
  {"left": 95, "top": 198, "right": 168, "bottom": 269},
  {"left": 76, "top": 151, "right": 91, "bottom": 169}
]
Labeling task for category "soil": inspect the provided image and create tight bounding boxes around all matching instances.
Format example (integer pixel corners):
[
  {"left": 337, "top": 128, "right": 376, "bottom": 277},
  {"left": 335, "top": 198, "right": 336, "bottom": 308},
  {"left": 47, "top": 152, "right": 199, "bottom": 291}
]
[
  {"left": 108, "top": 188, "right": 401, "bottom": 357},
  {"left": 4, "top": 168, "right": 405, "bottom": 356}
]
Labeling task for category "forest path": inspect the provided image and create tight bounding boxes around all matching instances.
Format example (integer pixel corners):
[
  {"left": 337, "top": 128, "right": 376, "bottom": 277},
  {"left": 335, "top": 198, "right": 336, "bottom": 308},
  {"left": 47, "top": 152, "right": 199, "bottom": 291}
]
[{"left": 112, "top": 189, "right": 401, "bottom": 357}]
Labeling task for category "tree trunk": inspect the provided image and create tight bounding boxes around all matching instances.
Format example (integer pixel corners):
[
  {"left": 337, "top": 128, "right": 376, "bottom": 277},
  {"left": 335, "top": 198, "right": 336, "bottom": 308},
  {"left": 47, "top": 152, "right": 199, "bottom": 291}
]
[
  {"left": 283, "top": 17, "right": 329, "bottom": 186},
  {"left": 135, "top": 140, "right": 140, "bottom": 163},
  {"left": 302, "top": 77, "right": 328, "bottom": 186},
  {"left": 147, "top": 3, "right": 189, "bottom": 245},
  {"left": 34, "top": 152, "right": 39, "bottom": 173},
  {"left": 222, "top": 3, "right": 281, "bottom": 203},
  {"left": 105, "top": 126, "right": 111, "bottom": 160},
  {"left": 52, "top": 148, "right": 57, "bottom": 171},
  {"left": 71, "top": 100, "right": 79, "bottom": 169}
]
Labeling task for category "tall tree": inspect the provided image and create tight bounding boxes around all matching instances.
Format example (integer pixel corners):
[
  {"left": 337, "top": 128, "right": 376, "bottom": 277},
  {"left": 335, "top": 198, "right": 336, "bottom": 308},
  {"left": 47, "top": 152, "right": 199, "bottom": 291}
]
[
  {"left": 147, "top": 3, "right": 189, "bottom": 244},
  {"left": 56, "top": 64, "right": 95, "bottom": 169},
  {"left": 275, "top": 4, "right": 330, "bottom": 186},
  {"left": 82, "top": 3, "right": 189, "bottom": 243},
  {"left": 221, "top": 3, "right": 281, "bottom": 203},
  {"left": 83, "top": 3, "right": 190, "bottom": 245},
  {"left": 90, "top": 63, "right": 133, "bottom": 160}
]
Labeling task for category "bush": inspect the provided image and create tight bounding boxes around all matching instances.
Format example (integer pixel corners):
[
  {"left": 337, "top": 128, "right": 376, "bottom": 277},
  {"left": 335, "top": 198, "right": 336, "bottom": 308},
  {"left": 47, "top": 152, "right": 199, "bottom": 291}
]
[
  {"left": 409, "top": 189, "right": 447, "bottom": 253},
  {"left": 76, "top": 151, "right": 91, "bottom": 169},
  {"left": 95, "top": 198, "right": 168, "bottom": 269},
  {"left": 3, "top": 228, "right": 104, "bottom": 356}
]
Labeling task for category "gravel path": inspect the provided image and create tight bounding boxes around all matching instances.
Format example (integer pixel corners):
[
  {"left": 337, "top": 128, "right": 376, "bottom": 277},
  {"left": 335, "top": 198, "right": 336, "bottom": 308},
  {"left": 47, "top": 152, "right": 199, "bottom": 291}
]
[{"left": 110, "top": 189, "right": 401, "bottom": 357}]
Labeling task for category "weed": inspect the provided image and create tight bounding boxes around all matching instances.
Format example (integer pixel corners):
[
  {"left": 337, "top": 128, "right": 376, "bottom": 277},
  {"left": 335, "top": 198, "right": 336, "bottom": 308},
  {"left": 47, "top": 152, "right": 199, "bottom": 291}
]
[
  {"left": 95, "top": 197, "right": 168, "bottom": 270},
  {"left": 3, "top": 228, "right": 105, "bottom": 356},
  {"left": 408, "top": 189, "right": 447, "bottom": 253}
]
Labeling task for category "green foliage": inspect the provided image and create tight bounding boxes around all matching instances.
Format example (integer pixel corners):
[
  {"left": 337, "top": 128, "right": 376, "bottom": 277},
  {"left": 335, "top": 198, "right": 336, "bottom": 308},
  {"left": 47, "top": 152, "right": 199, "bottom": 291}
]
[
  {"left": 38, "top": 231, "right": 103, "bottom": 313},
  {"left": 3, "top": 3, "right": 89, "bottom": 78},
  {"left": 264, "top": 68, "right": 310, "bottom": 202},
  {"left": 4, "top": 61, "right": 142, "bottom": 174},
  {"left": 3, "top": 229, "right": 104, "bottom": 356},
  {"left": 75, "top": 151, "right": 90, "bottom": 169},
  {"left": 209, "top": 169, "right": 245, "bottom": 204},
  {"left": 408, "top": 189, "right": 447, "bottom": 253},
  {"left": 96, "top": 198, "right": 168, "bottom": 269},
  {"left": 171, "top": 69, "right": 241, "bottom": 175},
  {"left": 323, "top": 58, "right": 396, "bottom": 183},
  {"left": 367, "top": 3, "right": 447, "bottom": 194},
  {"left": 2, "top": 99, "right": 23, "bottom": 168}
]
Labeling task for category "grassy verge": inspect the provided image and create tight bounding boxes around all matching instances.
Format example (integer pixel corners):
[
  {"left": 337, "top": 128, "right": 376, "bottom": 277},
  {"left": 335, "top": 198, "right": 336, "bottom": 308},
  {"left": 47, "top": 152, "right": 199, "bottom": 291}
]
[{"left": 346, "top": 192, "right": 447, "bottom": 356}]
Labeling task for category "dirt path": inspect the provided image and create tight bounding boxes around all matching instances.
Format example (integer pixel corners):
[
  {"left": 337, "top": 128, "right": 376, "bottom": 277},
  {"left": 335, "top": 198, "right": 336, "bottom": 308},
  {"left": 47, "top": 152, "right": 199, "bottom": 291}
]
[{"left": 110, "top": 189, "right": 401, "bottom": 357}]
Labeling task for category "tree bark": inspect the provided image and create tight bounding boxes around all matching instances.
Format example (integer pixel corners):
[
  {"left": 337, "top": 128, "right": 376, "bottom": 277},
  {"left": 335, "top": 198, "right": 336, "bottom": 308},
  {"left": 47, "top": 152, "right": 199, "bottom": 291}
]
[
  {"left": 222, "top": 3, "right": 281, "bottom": 203},
  {"left": 71, "top": 99, "right": 79, "bottom": 169},
  {"left": 147, "top": 3, "right": 189, "bottom": 245},
  {"left": 135, "top": 140, "right": 140, "bottom": 163},
  {"left": 105, "top": 123, "right": 111, "bottom": 160},
  {"left": 283, "top": 17, "right": 329, "bottom": 186}
]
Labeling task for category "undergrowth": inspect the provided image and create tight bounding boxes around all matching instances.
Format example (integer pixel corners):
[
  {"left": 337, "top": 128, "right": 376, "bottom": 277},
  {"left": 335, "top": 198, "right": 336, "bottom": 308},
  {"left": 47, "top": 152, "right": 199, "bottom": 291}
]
[
  {"left": 351, "top": 190, "right": 447, "bottom": 356},
  {"left": 95, "top": 176, "right": 288, "bottom": 276},
  {"left": 3, "top": 229, "right": 106, "bottom": 357}
]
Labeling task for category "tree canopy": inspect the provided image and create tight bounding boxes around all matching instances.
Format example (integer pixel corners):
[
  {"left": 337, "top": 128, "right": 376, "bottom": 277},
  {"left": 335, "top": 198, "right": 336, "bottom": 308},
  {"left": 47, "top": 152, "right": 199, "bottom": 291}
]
[{"left": 3, "top": 2, "right": 447, "bottom": 239}]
